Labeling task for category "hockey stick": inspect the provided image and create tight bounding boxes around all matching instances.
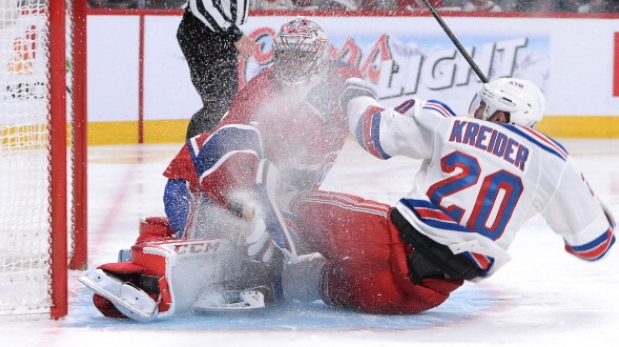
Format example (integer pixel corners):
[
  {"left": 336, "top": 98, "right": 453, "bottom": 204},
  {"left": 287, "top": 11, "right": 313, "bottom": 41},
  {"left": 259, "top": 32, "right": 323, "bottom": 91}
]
[{"left": 419, "top": 0, "right": 489, "bottom": 83}]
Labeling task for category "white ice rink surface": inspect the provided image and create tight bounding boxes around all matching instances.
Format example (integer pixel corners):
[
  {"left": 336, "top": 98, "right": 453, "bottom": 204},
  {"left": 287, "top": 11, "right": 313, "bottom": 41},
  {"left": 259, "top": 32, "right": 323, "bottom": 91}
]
[{"left": 2, "top": 139, "right": 619, "bottom": 346}]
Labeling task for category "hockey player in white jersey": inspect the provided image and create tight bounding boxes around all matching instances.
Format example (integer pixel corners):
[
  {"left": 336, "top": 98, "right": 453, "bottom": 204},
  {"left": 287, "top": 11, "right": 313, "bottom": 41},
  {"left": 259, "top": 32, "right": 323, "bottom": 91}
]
[
  {"left": 275, "top": 78, "right": 615, "bottom": 316},
  {"left": 338, "top": 77, "right": 615, "bottom": 281},
  {"left": 251, "top": 77, "right": 615, "bottom": 315}
]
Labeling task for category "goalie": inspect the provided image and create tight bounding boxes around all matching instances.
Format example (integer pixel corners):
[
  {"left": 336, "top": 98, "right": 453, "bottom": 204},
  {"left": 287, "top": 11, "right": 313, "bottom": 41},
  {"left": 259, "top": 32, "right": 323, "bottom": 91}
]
[
  {"left": 81, "top": 124, "right": 295, "bottom": 321},
  {"left": 164, "top": 16, "right": 363, "bottom": 249},
  {"left": 80, "top": 17, "right": 366, "bottom": 321}
]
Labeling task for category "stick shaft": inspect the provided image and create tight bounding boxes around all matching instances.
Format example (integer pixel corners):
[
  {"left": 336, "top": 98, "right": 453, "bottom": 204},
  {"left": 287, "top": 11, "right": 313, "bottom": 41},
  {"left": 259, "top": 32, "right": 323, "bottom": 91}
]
[{"left": 420, "top": 0, "right": 489, "bottom": 83}]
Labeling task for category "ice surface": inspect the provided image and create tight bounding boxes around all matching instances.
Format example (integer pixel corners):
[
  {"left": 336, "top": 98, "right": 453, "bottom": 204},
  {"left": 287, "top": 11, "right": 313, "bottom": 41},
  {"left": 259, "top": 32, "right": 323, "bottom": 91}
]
[{"left": 1, "top": 139, "right": 618, "bottom": 346}]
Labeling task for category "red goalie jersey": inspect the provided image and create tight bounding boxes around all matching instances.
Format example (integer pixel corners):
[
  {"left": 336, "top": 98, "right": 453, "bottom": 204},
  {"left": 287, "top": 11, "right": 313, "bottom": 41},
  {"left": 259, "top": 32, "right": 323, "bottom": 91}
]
[
  {"left": 164, "top": 62, "right": 363, "bottom": 201},
  {"left": 163, "top": 17, "right": 363, "bottom": 239}
]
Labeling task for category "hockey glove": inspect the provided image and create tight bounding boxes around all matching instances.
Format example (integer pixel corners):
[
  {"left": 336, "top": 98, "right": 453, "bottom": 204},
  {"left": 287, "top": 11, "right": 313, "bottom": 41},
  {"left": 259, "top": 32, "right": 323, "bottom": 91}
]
[{"left": 340, "top": 77, "right": 377, "bottom": 112}]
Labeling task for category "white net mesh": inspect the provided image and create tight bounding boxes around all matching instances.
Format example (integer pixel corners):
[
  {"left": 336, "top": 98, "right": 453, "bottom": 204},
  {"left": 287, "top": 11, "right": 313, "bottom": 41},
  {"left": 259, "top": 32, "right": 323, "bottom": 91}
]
[{"left": 0, "top": 0, "right": 66, "bottom": 315}]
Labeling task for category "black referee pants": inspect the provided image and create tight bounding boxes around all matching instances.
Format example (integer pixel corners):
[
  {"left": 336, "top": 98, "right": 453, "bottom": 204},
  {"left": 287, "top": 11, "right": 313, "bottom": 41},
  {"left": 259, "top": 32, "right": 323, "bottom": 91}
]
[{"left": 177, "top": 12, "right": 239, "bottom": 139}]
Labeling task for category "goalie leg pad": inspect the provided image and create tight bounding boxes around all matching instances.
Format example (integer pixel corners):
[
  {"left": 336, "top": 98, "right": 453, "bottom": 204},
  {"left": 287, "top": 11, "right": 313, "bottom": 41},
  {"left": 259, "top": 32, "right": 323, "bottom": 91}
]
[
  {"left": 82, "top": 238, "right": 240, "bottom": 321},
  {"left": 244, "top": 211, "right": 275, "bottom": 263},
  {"left": 255, "top": 159, "right": 299, "bottom": 262},
  {"left": 131, "top": 238, "right": 240, "bottom": 317}
]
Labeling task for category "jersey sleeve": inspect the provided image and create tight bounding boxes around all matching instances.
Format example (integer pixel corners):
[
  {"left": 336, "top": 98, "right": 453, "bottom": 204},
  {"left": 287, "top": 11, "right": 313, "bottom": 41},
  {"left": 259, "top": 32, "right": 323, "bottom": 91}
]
[
  {"left": 347, "top": 97, "right": 451, "bottom": 161},
  {"left": 541, "top": 157, "right": 615, "bottom": 261},
  {"left": 163, "top": 143, "right": 200, "bottom": 189}
]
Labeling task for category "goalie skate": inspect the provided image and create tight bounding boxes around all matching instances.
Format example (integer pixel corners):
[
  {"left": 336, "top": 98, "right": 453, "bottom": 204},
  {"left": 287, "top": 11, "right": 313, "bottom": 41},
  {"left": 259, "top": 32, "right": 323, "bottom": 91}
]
[
  {"left": 193, "top": 289, "right": 265, "bottom": 313},
  {"left": 79, "top": 269, "right": 158, "bottom": 322}
]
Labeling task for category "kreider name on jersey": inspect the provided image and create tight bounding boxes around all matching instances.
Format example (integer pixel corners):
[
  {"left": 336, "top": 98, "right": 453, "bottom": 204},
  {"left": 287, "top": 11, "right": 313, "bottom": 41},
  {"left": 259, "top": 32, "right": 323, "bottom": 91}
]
[{"left": 448, "top": 119, "right": 530, "bottom": 171}]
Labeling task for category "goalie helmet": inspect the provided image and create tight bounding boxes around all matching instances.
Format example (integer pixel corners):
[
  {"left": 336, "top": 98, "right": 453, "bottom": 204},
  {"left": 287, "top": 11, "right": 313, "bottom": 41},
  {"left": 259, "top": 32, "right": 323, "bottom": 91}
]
[
  {"left": 468, "top": 78, "right": 545, "bottom": 127},
  {"left": 272, "top": 17, "right": 332, "bottom": 84}
]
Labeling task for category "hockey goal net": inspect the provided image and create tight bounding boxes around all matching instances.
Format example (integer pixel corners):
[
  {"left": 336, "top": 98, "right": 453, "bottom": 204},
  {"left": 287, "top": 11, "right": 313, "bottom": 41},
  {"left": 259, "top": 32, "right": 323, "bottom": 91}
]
[{"left": 0, "top": 0, "right": 86, "bottom": 319}]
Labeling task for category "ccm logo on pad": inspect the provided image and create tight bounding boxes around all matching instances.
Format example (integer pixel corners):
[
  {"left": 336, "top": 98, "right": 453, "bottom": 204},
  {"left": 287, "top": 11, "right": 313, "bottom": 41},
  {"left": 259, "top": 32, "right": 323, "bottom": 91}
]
[{"left": 172, "top": 241, "right": 222, "bottom": 254}]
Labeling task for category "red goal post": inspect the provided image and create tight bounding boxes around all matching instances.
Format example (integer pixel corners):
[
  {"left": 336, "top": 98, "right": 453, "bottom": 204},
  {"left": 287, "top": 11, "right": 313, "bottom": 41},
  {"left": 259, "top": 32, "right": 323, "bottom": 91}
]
[{"left": 0, "top": 0, "right": 87, "bottom": 320}]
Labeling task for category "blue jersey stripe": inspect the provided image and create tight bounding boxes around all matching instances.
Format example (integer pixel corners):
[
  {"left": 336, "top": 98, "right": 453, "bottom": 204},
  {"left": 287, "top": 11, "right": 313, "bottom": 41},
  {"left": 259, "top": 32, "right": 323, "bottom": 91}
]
[
  {"left": 394, "top": 99, "right": 416, "bottom": 114},
  {"left": 502, "top": 125, "right": 568, "bottom": 161},
  {"left": 399, "top": 198, "right": 472, "bottom": 233},
  {"left": 565, "top": 229, "right": 615, "bottom": 261},
  {"left": 423, "top": 100, "right": 457, "bottom": 118},
  {"left": 190, "top": 125, "right": 263, "bottom": 176},
  {"left": 369, "top": 112, "right": 390, "bottom": 159},
  {"left": 355, "top": 109, "right": 390, "bottom": 160}
]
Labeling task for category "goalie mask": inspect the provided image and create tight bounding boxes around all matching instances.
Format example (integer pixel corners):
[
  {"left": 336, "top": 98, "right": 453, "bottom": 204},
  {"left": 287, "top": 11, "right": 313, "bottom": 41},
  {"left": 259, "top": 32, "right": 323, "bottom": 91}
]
[
  {"left": 468, "top": 78, "right": 545, "bottom": 127},
  {"left": 273, "top": 17, "right": 332, "bottom": 84}
]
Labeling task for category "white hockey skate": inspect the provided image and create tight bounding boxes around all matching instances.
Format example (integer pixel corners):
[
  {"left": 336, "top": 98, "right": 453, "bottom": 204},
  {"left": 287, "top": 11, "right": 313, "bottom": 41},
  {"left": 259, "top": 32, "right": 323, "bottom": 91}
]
[
  {"left": 192, "top": 289, "right": 266, "bottom": 313},
  {"left": 79, "top": 269, "right": 158, "bottom": 322}
]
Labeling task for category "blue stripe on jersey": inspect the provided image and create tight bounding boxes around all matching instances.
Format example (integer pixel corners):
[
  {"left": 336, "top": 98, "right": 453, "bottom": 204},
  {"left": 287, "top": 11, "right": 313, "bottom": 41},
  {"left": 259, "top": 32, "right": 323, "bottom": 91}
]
[
  {"left": 399, "top": 198, "right": 494, "bottom": 272},
  {"left": 355, "top": 107, "right": 391, "bottom": 160},
  {"left": 399, "top": 198, "right": 472, "bottom": 233},
  {"left": 423, "top": 100, "right": 457, "bottom": 118},
  {"left": 369, "top": 112, "right": 390, "bottom": 159},
  {"left": 354, "top": 111, "right": 369, "bottom": 152},
  {"left": 501, "top": 125, "right": 568, "bottom": 161},
  {"left": 190, "top": 125, "right": 263, "bottom": 177},
  {"left": 565, "top": 228, "right": 615, "bottom": 261},
  {"left": 463, "top": 253, "right": 494, "bottom": 275},
  {"left": 394, "top": 99, "right": 416, "bottom": 114}
]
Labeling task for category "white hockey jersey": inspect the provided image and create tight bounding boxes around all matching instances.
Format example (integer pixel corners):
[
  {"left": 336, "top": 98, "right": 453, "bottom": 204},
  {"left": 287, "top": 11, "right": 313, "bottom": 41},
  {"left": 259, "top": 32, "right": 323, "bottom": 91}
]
[{"left": 347, "top": 96, "right": 616, "bottom": 279}]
